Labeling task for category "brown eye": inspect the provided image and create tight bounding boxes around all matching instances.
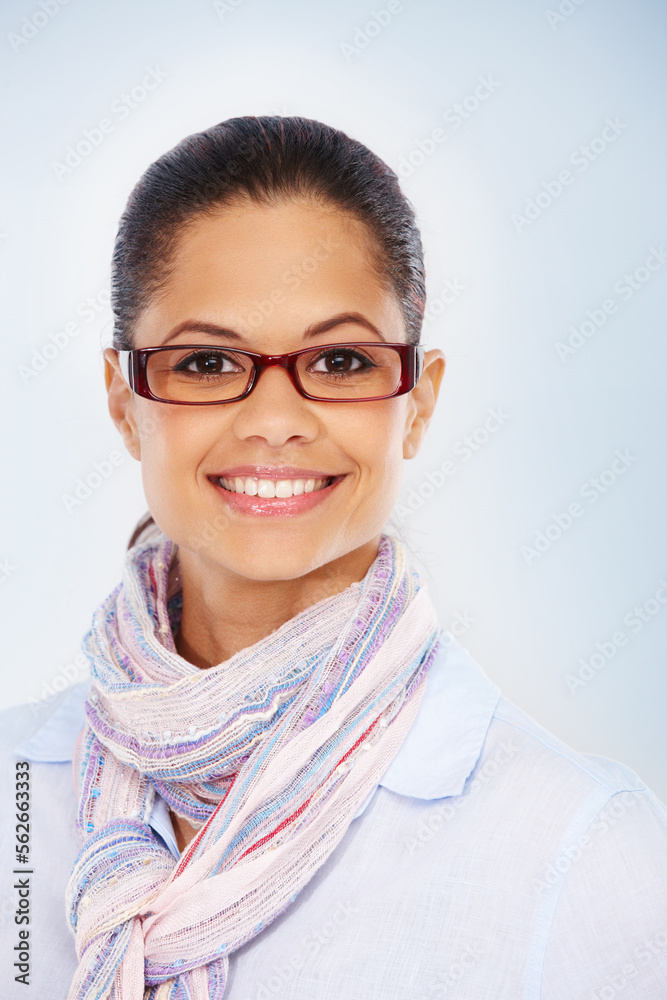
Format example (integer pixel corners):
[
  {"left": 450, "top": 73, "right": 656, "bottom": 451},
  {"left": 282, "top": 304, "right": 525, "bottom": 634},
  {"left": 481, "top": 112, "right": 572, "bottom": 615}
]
[
  {"left": 176, "top": 351, "right": 232, "bottom": 375},
  {"left": 309, "top": 349, "right": 373, "bottom": 375}
]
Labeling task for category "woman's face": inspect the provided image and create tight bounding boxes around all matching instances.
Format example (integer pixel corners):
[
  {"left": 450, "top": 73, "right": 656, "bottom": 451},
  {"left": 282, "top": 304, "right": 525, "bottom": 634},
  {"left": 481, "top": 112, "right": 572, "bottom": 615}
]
[{"left": 105, "top": 197, "right": 444, "bottom": 583}]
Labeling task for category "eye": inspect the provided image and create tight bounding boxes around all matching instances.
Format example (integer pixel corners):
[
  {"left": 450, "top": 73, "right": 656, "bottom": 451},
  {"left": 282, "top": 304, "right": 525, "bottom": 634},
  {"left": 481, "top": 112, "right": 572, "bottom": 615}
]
[
  {"left": 174, "top": 350, "right": 242, "bottom": 376},
  {"left": 308, "top": 348, "right": 375, "bottom": 375}
]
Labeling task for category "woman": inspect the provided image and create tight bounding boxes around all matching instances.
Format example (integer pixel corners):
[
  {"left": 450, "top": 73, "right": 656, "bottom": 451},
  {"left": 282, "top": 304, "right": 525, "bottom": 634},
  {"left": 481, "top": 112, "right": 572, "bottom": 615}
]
[{"left": 2, "top": 116, "right": 665, "bottom": 999}]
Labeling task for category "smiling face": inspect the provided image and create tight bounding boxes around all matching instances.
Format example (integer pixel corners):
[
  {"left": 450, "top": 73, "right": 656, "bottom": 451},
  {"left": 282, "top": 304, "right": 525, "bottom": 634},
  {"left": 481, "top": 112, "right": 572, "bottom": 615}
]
[{"left": 105, "top": 196, "right": 444, "bottom": 587}]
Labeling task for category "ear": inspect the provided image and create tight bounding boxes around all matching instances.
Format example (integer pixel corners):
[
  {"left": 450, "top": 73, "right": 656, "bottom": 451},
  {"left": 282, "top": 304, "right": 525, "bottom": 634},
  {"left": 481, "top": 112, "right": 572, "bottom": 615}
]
[
  {"left": 103, "top": 348, "right": 141, "bottom": 461},
  {"left": 403, "top": 349, "right": 446, "bottom": 459}
]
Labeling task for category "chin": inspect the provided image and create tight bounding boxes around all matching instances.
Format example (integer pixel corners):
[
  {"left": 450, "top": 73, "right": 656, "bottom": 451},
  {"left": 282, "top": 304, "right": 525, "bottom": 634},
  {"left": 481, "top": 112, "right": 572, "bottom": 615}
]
[{"left": 227, "top": 533, "right": 336, "bottom": 578}]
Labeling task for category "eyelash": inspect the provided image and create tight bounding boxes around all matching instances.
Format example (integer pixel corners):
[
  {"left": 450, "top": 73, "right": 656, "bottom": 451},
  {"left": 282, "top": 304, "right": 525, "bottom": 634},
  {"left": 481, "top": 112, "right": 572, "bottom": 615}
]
[
  {"left": 172, "top": 347, "right": 378, "bottom": 377},
  {"left": 174, "top": 352, "right": 240, "bottom": 377},
  {"left": 309, "top": 349, "right": 376, "bottom": 372}
]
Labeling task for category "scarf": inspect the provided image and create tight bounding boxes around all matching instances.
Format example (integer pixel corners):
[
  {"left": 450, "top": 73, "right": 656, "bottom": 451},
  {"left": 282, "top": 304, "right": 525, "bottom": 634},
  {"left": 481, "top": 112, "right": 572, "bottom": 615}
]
[{"left": 66, "top": 530, "right": 441, "bottom": 1000}]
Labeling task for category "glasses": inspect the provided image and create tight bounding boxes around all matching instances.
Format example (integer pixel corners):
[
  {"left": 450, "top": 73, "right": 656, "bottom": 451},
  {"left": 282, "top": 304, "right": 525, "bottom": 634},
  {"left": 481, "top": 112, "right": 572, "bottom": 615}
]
[{"left": 116, "top": 342, "right": 424, "bottom": 404}]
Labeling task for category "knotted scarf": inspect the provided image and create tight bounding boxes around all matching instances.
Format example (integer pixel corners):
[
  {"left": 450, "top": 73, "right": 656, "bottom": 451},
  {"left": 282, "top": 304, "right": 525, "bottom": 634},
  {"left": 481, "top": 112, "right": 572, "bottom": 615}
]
[{"left": 66, "top": 530, "right": 441, "bottom": 999}]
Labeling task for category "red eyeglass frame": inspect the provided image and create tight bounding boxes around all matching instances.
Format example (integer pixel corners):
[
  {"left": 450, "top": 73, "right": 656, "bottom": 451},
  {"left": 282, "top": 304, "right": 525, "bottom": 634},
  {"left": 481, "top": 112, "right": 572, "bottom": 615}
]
[{"left": 115, "top": 342, "right": 425, "bottom": 404}]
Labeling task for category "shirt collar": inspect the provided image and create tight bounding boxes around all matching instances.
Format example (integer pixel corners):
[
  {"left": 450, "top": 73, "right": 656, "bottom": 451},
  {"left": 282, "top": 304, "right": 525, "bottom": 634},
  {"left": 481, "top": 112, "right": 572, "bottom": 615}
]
[
  {"left": 379, "top": 631, "right": 500, "bottom": 798},
  {"left": 15, "top": 630, "right": 500, "bottom": 801},
  {"left": 17, "top": 681, "right": 89, "bottom": 762}
]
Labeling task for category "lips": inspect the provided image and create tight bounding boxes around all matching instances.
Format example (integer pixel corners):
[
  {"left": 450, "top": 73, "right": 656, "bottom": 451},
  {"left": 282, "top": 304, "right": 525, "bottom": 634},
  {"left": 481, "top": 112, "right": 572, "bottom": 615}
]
[
  {"left": 214, "top": 466, "right": 339, "bottom": 479},
  {"left": 208, "top": 471, "right": 346, "bottom": 517}
]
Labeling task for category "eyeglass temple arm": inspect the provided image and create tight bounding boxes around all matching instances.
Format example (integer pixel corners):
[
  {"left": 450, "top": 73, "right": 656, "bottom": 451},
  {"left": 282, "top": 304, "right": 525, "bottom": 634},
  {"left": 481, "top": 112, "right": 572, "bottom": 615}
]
[
  {"left": 416, "top": 346, "right": 425, "bottom": 381},
  {"left": 116, "top": 351, "right": 133, "bottom": 389}
]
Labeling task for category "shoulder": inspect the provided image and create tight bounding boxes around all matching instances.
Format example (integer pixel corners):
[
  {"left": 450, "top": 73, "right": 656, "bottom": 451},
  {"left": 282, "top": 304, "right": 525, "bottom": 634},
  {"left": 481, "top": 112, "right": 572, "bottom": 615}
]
[
  {"left": 395, "top": 628, "right": 660, "bottom": 816},
  {"left": 484, "top": 691, "right": 654, "bottom": 804},
  {"left": 494, "top": 698, "right": 667, "bottom": 998},
  {"left": 407, "top": 641, "right": 667, "bottom": 997},
  {"left": 378, "top": 631, "right": 665, "bottom": 876},
  {"left": 371, "top": 628, "right": 667, "bottom": 996},
  {"left": 0, "top": 686, "right": 86, "bottom": 998},
  {"left": 424, "top": 630, "right": 664, "bottom": 820},
  {"left": 0, "top": 681, "right": 89, "bottom": 829},
  {"left": 0, "top": 698, "right": 49, "bottom": 758},
  {"left": 461, "top": 681, "right": 667, "bottom": 869},
  {"left": 0, "top": 682, "right": 89, "bottom": 757},
  {"left": 0, "top": 682, "right": 89, "bottom": 844}
]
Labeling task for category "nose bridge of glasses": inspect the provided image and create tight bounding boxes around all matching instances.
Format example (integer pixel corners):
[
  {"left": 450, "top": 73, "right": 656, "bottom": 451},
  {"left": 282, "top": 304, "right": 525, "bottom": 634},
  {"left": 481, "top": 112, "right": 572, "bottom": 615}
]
[{"left": 251, "top": 352, "right": 303, "bottom": 394}]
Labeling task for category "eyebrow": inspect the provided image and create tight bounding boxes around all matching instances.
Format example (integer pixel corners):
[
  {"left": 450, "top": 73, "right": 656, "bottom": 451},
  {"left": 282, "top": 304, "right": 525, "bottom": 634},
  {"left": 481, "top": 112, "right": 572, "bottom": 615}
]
[{"left": 161, "top": 312, "right": 388, "bottom": 345}]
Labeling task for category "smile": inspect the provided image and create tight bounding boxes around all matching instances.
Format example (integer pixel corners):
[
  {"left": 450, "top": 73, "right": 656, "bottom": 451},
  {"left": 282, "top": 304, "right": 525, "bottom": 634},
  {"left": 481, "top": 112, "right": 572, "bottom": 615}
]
[
  {"left": 218, "top": 476, "right": 335, "bottom": 498},
  {"left": 209, "top": 473, "right": 345, "bottom": 518}
]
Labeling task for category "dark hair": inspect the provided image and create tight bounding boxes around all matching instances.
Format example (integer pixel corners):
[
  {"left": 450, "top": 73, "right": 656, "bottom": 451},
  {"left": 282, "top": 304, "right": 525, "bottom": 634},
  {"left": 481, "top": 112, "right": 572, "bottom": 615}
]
[{"left": 111, "top": 115, "right": 426, "bottom": 350}]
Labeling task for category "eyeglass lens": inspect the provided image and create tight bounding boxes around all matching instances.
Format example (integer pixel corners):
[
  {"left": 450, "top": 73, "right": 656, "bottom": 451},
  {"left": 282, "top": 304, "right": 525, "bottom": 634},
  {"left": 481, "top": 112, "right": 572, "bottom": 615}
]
[{"left": 144, "top": 345, "right": 404, "bottom": 402}]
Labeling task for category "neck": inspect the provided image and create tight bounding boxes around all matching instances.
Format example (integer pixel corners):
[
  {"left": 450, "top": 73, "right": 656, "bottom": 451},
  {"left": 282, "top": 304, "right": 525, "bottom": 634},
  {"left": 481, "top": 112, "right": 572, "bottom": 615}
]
[{"left": 173, "top": 535, "right": 382, "bottom": 669}]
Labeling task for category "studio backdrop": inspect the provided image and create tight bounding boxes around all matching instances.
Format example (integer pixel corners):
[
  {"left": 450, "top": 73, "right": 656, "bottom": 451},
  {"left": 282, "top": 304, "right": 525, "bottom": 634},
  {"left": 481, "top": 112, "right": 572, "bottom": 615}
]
[{"left": 1, "top": 0, "right": 665, "bottom": 800}]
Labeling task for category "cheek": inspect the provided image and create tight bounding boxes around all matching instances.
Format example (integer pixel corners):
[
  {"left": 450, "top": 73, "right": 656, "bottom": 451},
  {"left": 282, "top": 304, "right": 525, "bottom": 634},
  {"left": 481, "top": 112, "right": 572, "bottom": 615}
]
[
  {"left": 343, "top": 402, "right": 406, "bottom": 485},
  {"left": 136, "top": 404, "right": 215, "bottom": 490}
]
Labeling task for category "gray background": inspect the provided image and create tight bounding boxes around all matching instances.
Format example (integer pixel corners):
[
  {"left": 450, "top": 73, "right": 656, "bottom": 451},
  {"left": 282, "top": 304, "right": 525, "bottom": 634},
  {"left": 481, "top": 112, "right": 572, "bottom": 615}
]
[{"left": 1, "top": 0, "right": 665, "bottom": 800}]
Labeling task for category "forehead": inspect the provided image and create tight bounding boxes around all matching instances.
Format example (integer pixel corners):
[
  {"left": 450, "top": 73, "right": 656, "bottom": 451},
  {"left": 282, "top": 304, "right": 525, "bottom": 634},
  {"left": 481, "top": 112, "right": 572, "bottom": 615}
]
[{"left": 133, "top": 197, "right": 406, "bottom": 348}]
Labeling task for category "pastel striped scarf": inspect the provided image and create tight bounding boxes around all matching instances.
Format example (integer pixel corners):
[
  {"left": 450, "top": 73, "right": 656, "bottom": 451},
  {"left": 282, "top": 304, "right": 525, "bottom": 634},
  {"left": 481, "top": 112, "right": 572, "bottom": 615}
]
[{"left": 66, "top": 531, "right": 441, "bottom": 1000}]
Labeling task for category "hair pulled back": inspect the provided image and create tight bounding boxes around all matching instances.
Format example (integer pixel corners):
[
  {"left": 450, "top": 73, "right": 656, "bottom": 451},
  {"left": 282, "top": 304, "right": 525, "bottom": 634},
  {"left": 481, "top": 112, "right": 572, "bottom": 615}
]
[{"left": 111, "top": 116, "right": 426, "bottom": 349}]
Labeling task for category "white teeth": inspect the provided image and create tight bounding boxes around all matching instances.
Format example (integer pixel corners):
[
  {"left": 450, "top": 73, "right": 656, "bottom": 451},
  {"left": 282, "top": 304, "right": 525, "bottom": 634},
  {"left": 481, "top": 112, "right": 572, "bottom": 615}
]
[
  {"left": 275, "top": 480, "right": 293, "bottom": 498},
  {"left": 219, "top": 476, "right": 332, "bottom": 497},
  {"left": 257, "top": 479, "right": 276, "bottom": 498}
]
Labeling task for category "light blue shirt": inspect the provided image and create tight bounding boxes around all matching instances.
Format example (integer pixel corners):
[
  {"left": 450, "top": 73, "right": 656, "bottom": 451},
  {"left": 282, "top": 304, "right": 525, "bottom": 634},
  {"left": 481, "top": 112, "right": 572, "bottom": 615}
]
[{"left": 1, "top": 631, "right": 666, "bottom": 998}]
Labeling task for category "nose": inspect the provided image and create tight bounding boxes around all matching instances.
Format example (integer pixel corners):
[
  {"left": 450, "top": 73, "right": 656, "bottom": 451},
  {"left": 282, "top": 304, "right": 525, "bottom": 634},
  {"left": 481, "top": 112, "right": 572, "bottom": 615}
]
[{"left": 230, "top": 361, "right": 319, "bottom": 447}]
